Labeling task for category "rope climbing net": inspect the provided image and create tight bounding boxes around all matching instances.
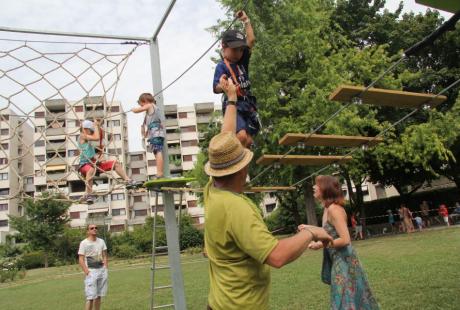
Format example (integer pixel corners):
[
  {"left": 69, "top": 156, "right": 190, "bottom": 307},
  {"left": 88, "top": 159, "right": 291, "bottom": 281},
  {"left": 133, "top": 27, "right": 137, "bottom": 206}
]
[{"left": 0, "top": 36, "right": 144, "bottom": 202}]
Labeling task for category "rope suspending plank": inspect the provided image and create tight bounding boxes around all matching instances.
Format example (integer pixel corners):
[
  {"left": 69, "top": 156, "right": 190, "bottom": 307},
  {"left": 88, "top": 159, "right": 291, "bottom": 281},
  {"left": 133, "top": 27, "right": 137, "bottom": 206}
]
[
  {"left": 257, "top": 155, "right": 353, "bottom": 166},
  {"left": 329, "top": 85, "right": 447, "bottom": 108},
  {"left": 279, "top": 133, "right": 384, "bottom": 147}
]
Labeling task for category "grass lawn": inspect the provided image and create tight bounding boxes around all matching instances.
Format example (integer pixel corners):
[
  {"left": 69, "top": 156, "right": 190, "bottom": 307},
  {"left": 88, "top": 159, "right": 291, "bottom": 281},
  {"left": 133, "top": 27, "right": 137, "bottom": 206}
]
[{"left": 1, "top": 226, "right": 459, "bottom": 309}]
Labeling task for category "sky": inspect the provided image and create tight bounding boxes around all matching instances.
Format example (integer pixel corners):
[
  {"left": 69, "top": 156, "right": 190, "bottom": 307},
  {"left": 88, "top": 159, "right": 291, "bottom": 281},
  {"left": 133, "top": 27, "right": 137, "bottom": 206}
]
[{"left": 0, "top": 0, "right": 453, "bottom": 151}]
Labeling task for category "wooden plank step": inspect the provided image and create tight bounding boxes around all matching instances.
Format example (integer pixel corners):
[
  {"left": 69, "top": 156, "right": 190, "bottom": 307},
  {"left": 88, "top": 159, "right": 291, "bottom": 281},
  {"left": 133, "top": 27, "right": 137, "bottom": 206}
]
[
  {"left": 416, "top": 0, "right": 460, "bottom": 13},
  {"left": 329, "top": 85, "right": 446, "bottom": 108},
  {"left": 279, "top": 133, "right": 383, "bottom": 147},
  {"left": 256, "top": 155, "right": 352, "bottom": 166}
]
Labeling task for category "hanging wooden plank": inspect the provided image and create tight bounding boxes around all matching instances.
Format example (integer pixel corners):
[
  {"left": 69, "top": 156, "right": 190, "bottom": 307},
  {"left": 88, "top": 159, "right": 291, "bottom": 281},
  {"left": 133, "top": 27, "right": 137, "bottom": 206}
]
[
  {"left": 279, "top": 133, "right": 383, "bottom": 147},
  {"left": 160, "top": 186, "right": 295, "bottom": 193},
  {"left": 416, "top": 0, "right": 460, "bottom": 13},
  {"left": 256, "top": 155, "right": 352, "bottom": 166},
  {"left": 329, "top": 85, "right": 446, "bottom": 108}
]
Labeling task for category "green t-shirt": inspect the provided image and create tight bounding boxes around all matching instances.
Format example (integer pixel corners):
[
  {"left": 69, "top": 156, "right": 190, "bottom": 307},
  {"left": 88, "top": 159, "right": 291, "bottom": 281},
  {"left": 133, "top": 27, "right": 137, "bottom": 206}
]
[{"left": 204, "top": 180, "right": 279, "bottom": 310}]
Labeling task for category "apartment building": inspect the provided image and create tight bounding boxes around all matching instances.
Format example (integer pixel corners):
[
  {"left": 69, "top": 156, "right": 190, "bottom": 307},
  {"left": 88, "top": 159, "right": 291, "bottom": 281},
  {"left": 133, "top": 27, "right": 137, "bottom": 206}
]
[{"left": 0, "top": 109, "right": 34, "bottom": 243}]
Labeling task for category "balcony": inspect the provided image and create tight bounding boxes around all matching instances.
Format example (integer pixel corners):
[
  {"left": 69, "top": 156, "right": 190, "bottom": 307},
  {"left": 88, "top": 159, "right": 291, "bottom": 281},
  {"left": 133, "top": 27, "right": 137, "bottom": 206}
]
[
  {"left": 194, "top": 102, "right": 214, "bottom": 113},
  {"left": 46, "top": 172, "right": 67, "bottom": 182},
  {"left": 164, "top": 119, "right": 178, "bottom": 127},
  {"left": 46, "top": 157, "right": 66, "bottom": 166},
  {"left": 166, "top": 132, "right": 180, "bottom": 141},
  {"left": 131, "top": 174, "right": 147, "bottom": 183},
  {"left": 196, "top": 115, "right": 212, "bottom": 124},
  {"left": 132, "top": 201, "right": 148, "bottom": 210},
  {"left": 86, "top": 109, "right": 105, "bottom": 119},
  {"left": 46, "top": 141, "right": 66, "bottom": 151},
  {"left": 129, "top": 160, "right": 145, "bottom": 169},
  {"left": 84, "top": 96, "right": 104, "bottom": 107},
  {"left": 45, "top": 99, "right": 67, "bottom": 110},
  {"left": 45, "top": 112, "right": 66, "bottom": 121},
  {"left": 46, "top": 127, "right": 66, "bottom": 136},
  {"left": 168, "top": 147, "right": 181, "bottom": 155},
  {"left": 164, "top": 104, "right": 177, "bottom": 114},
  {"left": 169, "top": 163, "right": 182, "bottom": 172}
]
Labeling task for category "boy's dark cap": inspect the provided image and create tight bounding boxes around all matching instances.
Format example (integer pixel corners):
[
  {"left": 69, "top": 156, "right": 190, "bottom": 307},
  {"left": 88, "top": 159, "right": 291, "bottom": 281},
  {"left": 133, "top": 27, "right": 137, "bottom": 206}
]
[{"left": 222, "top": 30, "right": 247, "bottom": 48}]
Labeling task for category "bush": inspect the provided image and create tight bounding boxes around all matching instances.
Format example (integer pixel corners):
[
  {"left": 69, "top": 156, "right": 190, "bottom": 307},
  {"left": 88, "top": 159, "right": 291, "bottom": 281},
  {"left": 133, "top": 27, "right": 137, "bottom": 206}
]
[
  {"left": 112, "top": 243, "right": 140, "bottom": 259},
  {"left": 0, "top": 257, "right": 21, "bottom": 283},
  {"left": 18, "top": 251, "right": 55, "bottom": 269},
  {"left": 179, "top": 216, "right": 204, "bottom": 250},
  {"left": 53, "top": 228, "right": 86, "bottom": 264}
]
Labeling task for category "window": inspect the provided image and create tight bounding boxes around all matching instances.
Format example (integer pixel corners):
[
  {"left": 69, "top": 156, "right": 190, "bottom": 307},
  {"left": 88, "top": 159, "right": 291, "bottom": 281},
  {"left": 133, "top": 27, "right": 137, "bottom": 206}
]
[
  {"left": 68, "top": 150, "right": 78, "bottom": 157},
  {"left": 0, "top": 158, "right": 8, "bottom": 165},
  {"left": 1, "top": 129, "right": 9, "bottom": 135},
  {"left": 1, "top": 143, "right": 8, "bottom": 150},
  {"left": 35, "top": 155, "right": 45, "bottom": 162},
  {"left": 35, "top": 170, "right": 44, "bottom": 177},
  {"left": 0, "top": 173, "right": 8, "bottom": 180},
  {"left": 0, "top": 188, "right": 9, "bottom": 195},
  {"left": 153, "top": 205, "right": 164, "bottom": 212},
  {"left": 111, "top": 193, "right": 125, "bottom": 201},
  {"left": 183, "top": 155, "right": 193, "bottom": 162},
  {"left": 112, "top": 208, "right": 126, "bottom": 216},
  {"left": 181, "top": 125, "right": 196, "bottom": 133},
  {"left": 114, "top": 134, "right": 121, "bottom": 141},
  {"left": 34, "top": 111, "right": 45, "bottom": 118},
  {"left": 187, "top": 200, "right": 197, "bottom": 208},
  {"left": 148, "top": 160, "right": 156, "bottom": 167},
  {"left": 75, "top": 106, "right": 84, "bottom": 112},
  {"left": 18, "top": 163, "right": 22, "bottom": 171},
  {"left": 134, "top": 196, "right": 143, "bottom": 203},
  {"left": 110, "top": 106, "right": 120, "bottom": 112},
  {"left": 134, "top": 209, "right": 147, "bottom": 217},
  {"left": 26, "top": 177, "right": 33, "bottom": 184},
  {"left": 35, "top": 126, "right": 45, "bottom": 133},
  {"left": 131, "top": 168, "right": 140, "bottom": 175},
  {"left": 35, "top": 140, "right": 45, "bottom": 147},
  {"left": 182, "top": 140, "right": 198, "bottom": 147},
  {"left": 0, "top": 220, "right": 8, "bottom": 227},
  {"left": 69, "top": 212, "right": 80, "bottom": 219},
  {"left": 178, "top": 112, "right": 187, "bottom": 119},
  {"left": 266, "top": 204, "right": 276, "bottom": 213},
  {"left": 0, "top": 114, "right": 9, "bottom": 121},
  {"left": 110, "top": 224, "right": 125, "bottom": 232},
  {"left": 0, "top": 204, "right": 8, "bottom": 211},
  {"left": 131, "top": 154, "right": 143, "bottom": 161},
  {"left": 111, "top": 120, "right": 120, "bottom": 127}
]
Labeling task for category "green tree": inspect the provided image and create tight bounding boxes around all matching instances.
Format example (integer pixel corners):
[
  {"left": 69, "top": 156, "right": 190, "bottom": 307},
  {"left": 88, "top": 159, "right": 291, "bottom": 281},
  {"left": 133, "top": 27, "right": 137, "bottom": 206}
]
[{"left": 9, "top": 192, "right": 70, "bottom": 268}]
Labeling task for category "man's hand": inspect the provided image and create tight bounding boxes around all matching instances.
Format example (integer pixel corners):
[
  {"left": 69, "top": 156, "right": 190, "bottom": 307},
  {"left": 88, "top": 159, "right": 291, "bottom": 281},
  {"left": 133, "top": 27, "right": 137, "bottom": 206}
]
[
  {"left": 308, "top": 241, "right": 323, "bottom": 250},
  {"left": 221, "top": 76, "right": 237, "bottom": 102},
  {"left": 298, "top": 225, "right": 333, "bottom": 244},
  {"left": 237, "top": 10, "right": 249, "bottom": 23}
]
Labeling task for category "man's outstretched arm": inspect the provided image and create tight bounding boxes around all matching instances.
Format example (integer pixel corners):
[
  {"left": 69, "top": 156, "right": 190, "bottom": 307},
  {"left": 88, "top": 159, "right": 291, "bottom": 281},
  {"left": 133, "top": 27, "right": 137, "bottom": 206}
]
[{"left": 220, "top": 78, "right": 237, "bottom": 134}]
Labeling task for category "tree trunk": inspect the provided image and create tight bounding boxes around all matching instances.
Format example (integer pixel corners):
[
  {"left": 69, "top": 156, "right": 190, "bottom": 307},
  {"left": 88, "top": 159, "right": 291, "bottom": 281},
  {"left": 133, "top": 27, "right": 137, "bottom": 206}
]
[
  {"left": 354, "top": 180, "right": 366, "bottom": 239},
  {"left": 341, "top": 168, "right": 356, "bottom": 210},
  {"left": 304, "top": 180, "right": 318, "bottom": 225},
  {"left": 44, "top": 251, "right": 49, "bottom": 268}
]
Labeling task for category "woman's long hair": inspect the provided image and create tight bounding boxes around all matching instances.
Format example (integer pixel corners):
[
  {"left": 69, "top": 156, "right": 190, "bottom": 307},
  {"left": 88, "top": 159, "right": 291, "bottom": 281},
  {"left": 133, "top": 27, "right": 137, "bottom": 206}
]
[{"left": 315, "top": 175, "right": 345, "bottom": 208}]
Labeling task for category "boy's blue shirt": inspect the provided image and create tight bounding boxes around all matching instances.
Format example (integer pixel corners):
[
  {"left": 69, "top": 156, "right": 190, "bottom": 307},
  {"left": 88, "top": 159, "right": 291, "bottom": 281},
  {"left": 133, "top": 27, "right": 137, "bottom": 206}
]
[{"left": 213, "top": 47, "right": 252, "bottom": 100}]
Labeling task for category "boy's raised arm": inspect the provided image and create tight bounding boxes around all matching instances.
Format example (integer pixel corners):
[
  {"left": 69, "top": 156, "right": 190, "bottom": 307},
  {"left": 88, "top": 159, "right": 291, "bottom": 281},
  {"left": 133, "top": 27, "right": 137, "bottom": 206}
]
[{"left": 238, "top": 11, "right": 255, "bottom": 49}]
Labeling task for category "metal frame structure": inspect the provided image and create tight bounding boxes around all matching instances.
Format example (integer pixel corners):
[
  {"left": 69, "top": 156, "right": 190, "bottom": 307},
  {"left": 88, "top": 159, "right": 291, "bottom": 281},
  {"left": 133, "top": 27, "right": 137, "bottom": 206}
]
[{"left": 0, "top": 1, "right": 186, "bottom": 309}]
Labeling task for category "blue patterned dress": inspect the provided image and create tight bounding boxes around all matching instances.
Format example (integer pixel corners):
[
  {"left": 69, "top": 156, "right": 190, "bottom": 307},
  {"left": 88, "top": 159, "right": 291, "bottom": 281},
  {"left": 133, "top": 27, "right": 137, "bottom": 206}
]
[{"left": 322, "top": 222, "right": 380, "bottom": 310}]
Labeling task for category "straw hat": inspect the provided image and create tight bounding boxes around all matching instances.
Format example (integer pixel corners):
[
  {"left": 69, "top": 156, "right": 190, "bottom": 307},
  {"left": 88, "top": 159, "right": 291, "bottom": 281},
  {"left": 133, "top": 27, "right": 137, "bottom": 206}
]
[{"left": 204, "top": 132, "right": 253, "bottom": 177}]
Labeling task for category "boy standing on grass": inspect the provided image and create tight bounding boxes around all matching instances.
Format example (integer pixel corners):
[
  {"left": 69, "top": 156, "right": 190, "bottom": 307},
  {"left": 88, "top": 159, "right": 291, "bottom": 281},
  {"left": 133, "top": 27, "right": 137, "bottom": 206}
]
[
  {"left": 131, "top": 93, "right": 165, "bottom": 178},
  {"left": 213, "top": 10, "right": 260, "bottom": 148},
  {"left": 78, "top": 224, "right": 108, "bottom": 310}
]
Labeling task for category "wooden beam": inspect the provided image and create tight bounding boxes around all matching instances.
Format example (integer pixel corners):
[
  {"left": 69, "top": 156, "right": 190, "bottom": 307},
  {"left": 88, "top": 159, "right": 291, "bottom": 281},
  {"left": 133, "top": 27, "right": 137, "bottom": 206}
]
[
  {"left": 415, "top": 0, "right": 460, "bottom": 13},
  {"left": 279, "top": 133, "right": 383, "bottom": 147},
  {"left": 160, "top": 186, "right": 295, "bottom": 193},
  {"left": 256, "top": 155, "right": 352, "bottom": 166},
  {"left": 329, "top": 85, "right": 447, "bottom": 108}
]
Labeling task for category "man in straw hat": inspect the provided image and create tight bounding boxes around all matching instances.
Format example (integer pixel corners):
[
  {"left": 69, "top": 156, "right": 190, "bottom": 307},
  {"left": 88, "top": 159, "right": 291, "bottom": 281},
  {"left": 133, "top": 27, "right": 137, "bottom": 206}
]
[{"left": 204, "top": 78, "right": 332, "bottom": 310}]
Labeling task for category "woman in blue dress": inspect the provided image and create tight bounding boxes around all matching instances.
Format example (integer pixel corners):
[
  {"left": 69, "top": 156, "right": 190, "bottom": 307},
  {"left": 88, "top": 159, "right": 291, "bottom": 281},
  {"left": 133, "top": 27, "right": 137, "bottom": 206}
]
[{"left": 302, "top": 175, "right": 379, "bottom": 310}]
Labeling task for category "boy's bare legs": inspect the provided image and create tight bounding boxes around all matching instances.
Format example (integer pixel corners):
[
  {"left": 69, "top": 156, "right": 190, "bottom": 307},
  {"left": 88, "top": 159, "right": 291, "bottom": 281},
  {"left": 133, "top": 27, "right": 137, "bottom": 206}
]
[
  {"left": 155, "top": 152, "right": 164, "bottom": 178},
  {"left": 85, "top": 167, "right": 96, "bottom": 196},
  {"left": 85, "top": 300, "right": 93, "bottom": 310},
  {"left": 94, "top": 297, "right": 101, "bottom": 310}
]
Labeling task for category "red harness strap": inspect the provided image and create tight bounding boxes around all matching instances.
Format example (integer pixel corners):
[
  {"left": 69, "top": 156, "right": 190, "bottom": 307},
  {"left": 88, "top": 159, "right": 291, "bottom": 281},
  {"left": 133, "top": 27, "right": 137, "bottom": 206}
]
[{"left": 223, "top": 58, "right": 246, "bottom": 97}]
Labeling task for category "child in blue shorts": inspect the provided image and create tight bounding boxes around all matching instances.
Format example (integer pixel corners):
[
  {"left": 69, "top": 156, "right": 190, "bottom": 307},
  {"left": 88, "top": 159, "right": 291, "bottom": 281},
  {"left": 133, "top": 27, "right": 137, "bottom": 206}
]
[
  {"left": 131, "top": 93, "right": 165, "bottom": 178},
  {"left": 213, "top": 10, "right": 260, "bottom": 148}
]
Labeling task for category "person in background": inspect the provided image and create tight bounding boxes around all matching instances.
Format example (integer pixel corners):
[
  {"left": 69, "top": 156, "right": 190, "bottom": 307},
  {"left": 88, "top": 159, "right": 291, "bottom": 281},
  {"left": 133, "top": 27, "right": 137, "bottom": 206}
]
[
  {"left": 387, "top": 210, "right": 396, "bottom": 234},
  {"left": 420, "top": 201, "right": 431, "bottom": 228},
  {"left": 438, "top": 204, "right": 450, "bottom": 227},
  {"left": 414, "top": 215, "right": 423, "bottom": 231},
  {"left": 398, "top": 205, "right": 405, "bottom": 233},
  {"left": 401, "top": 204, "right": 414, "bottom": 233}
]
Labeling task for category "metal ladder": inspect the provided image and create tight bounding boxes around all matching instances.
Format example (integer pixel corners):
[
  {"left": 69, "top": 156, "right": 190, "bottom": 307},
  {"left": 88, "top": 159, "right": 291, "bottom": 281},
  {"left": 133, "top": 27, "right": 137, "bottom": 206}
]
[{"left": 150, "top": 190, "right": 184, "bottom": 309}]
